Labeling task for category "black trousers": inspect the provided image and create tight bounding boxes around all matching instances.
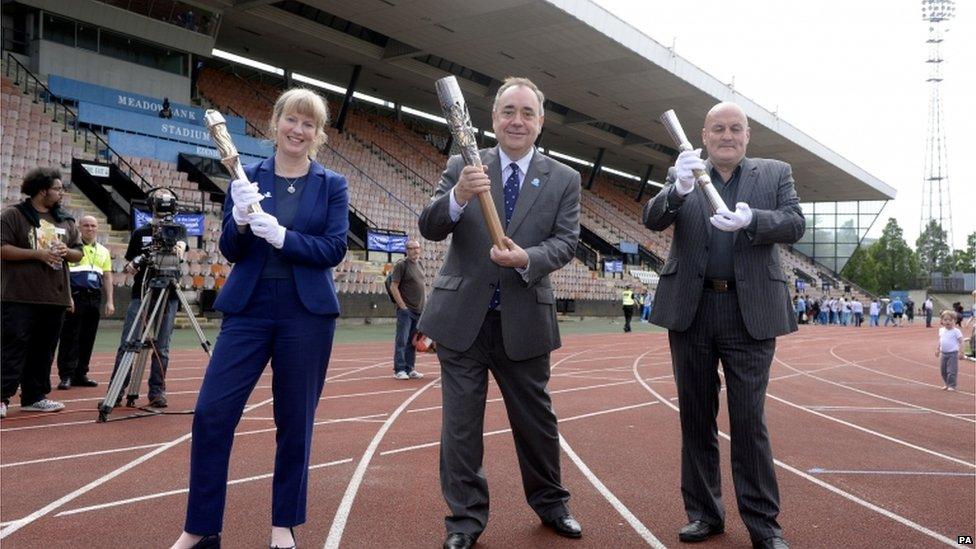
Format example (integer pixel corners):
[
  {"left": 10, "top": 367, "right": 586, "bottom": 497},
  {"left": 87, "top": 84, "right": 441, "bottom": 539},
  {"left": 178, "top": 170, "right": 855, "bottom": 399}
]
[
  {"left": 437, "top": 311, "right": 570, "bottom": 537},
  {"left": 623, "top": 304, "right": 634, "bottom": 331},
  {"left": 57, "top": 288, "right": 102, "bottom": 381},
  {"left": 667, "top": 290, "right": 782, "bottom": 543},
  {"left": 1, "top": 301, "right": 65, "bottom": 405}
]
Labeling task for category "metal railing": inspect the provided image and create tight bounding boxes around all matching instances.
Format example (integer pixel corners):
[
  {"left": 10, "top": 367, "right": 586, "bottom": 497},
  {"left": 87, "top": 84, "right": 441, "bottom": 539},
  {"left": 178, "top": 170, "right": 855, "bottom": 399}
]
[
  {"left": 197, "top": 86, "right": 392, "bottom": 227},
  {"left": 4, "top": 52, "right": 152, "bottom": 192},
  {"left": 358, "top": 135, "right": 436, "bottom": 194}
]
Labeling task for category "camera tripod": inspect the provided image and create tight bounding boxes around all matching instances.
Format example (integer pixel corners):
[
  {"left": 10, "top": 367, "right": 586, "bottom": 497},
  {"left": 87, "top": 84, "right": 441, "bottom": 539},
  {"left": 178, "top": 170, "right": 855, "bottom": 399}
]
[{"left": 97, "top": 273, "right": 212, "bottom": 422}]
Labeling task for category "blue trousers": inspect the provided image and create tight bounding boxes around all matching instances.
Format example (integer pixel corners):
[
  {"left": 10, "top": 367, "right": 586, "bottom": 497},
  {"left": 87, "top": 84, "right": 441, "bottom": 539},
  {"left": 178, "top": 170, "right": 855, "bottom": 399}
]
[
  {"left": 185, "top": 279, "right": 336, "bottom": 534},
  {"left": 393, "top": 308, "right": 420, "bottom": 373}
]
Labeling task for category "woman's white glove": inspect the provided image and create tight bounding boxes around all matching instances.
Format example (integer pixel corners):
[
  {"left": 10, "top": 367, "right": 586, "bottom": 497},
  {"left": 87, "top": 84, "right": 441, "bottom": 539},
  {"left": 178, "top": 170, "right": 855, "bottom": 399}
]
[
  {"left": 248, "top": 212, "right": 286, "bottom": 248},
  {"left": 674, "top": 149, "right": 705, "bottom": 196},
  {"left": 230, "top": 178, "right": 264, "bottom": 225}
]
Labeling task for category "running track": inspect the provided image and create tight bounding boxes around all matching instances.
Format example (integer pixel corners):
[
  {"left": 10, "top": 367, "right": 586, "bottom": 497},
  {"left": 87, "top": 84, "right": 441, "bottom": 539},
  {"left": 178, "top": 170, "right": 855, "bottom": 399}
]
[{"left": 1, "top": 323, "right": 973, "bottom": 548}]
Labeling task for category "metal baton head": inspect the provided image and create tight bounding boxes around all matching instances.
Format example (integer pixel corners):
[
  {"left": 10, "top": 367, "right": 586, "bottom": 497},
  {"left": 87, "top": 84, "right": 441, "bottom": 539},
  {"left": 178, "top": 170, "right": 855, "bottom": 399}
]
[
  {"left": 659, "top": 109, "right": 693, "bottom": 152},
  {"left": 204, "top": 109, "right": 238, "bottom": 160}
]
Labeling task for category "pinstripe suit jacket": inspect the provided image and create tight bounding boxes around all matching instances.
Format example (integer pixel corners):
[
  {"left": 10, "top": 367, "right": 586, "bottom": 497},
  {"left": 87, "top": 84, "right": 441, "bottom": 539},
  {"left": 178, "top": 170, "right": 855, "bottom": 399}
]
[{"left": 643, "top": 157, "right": 805, "bottom": 340}]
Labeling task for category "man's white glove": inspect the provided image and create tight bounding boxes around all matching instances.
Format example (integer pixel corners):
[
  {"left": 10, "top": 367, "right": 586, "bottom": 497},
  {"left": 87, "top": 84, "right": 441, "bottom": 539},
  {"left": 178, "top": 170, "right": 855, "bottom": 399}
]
[
  {"left": 248, "top": 212, "right": 286, "bottom": 248},
  {"left": 674, "top": 149, "right": 705, "bottom": 196},
  {"left": 710, "top": 202, "right": 754, "bottom": 232},
  {"left": 231, "top": 178, "right": 264, "bottom": 225}
]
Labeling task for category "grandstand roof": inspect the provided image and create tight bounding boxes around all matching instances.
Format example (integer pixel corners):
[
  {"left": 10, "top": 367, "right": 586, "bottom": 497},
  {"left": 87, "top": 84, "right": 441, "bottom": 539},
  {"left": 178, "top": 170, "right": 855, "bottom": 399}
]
[{"left": 208, "top": 0, "right": 895, "bottom": 202}]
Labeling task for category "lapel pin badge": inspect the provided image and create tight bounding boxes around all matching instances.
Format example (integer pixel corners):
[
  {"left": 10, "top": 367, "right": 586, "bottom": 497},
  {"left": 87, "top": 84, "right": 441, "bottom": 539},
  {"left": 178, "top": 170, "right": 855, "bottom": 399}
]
[{"left": 531, "top": 178, "right": 540, "bottom": 187}]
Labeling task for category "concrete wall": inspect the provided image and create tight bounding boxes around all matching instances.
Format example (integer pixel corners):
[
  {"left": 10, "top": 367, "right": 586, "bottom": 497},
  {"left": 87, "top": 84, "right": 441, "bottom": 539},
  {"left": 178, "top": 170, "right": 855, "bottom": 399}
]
[
  {"left": 38, "top": 40, "right": 191, "bottom": 104},
  {"left": 20, "top": 0, "right": 213, "bottom": 56}
]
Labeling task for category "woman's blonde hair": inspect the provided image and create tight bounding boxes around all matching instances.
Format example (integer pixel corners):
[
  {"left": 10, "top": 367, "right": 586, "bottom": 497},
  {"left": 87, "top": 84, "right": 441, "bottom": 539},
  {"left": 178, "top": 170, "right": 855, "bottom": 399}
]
[{"left": 268, "top": 87, "right": 329, "bottom": 158}]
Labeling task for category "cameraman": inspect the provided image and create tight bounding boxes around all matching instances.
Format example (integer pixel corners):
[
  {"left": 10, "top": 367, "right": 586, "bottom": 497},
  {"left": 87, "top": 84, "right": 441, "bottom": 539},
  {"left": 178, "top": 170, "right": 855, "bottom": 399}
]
[{"left": 108, "top": 199, "right": 187, "bottom": 408}]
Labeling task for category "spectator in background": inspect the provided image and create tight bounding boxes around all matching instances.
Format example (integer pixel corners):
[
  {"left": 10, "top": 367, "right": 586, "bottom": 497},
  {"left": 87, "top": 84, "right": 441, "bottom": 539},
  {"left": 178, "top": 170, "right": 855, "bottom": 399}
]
[
  {"left": 390, "top": 239, "right": 426, "bottom": 380},
  {"left": 924, "top": 296, "right": 934, "bottom": 327},
  {"left": 794, "top": 295, "right": 806, "bottom": 325},
  {"left": 641, "top": 290, "right": 653, "bottom": 322},
  {"left": 851, "top": 299, "right": 864, "bottom": 327},
  {"left": 809, "top": 298, "right": 820, "bottom": 325},
  {"left": 905, "top": 298, "right": 915, "bottom": 325},
  {"left": 869, "top": 298, "right": 880, "bottom": 327},
  {"left": 890, "top": 296, "right": 904, "bottom": 327},
  {"left": 1, "top": 167, "right": 83, "bottom": 418},
  {"left": 56, "top": 215, "right": 114, "bottom": 390},
  {"left": 936, "top": 310, "right": 963, "bottom": 391},
  {"left": 621, "top": 284, "right": 636, "bottom": 332},
  {"left": 159, "top": 98, "right": 173, "bottom": 119}
]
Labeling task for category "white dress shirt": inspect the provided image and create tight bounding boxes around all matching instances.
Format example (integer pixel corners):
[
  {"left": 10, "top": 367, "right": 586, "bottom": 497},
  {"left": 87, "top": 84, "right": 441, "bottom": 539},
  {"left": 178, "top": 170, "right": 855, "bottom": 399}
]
[
  {"left": 447, "top": 147, "right": 536, "bottom": 279},
  {"left": 449, "top": 147, "right": 534, "bottom": 221}
]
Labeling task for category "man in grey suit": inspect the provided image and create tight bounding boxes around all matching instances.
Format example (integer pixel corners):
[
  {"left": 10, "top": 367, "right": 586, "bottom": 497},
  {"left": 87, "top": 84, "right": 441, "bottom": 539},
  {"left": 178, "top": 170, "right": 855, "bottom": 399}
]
[
  {"left": 418, "top": 77, "right": 582, "bottom": 549},
  {"left": 644, "top": 102, "right": 804, "bottom": 549}
]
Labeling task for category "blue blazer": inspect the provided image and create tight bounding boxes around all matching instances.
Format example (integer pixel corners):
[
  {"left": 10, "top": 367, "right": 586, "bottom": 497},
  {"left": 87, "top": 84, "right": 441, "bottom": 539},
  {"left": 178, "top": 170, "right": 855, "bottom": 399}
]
[{"left": 214, "top": 156, "right": 349, "bottom": 316}]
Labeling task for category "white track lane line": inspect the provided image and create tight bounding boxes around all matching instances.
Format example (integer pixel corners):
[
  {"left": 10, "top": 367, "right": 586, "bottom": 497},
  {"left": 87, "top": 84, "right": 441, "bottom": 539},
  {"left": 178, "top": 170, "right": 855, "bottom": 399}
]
[
  {"left": 323, "top": 377, "right": 440, "bottom": 549},
  {"left": 552, "top": 348, "right": 665, "bottom": 546},
  {"left": 837, "top": 349, "right": 975, "bottom": 395},
  {"left": 55, "top": 458, "right": 354, "bottom": 517},
  {"left": 885, "top": 346, "right": 976, "bottom": 379},
  {"left": 559, "top": 435, "right": 667, "bottom": 548},
  {"left": 764, "top": 392, "right": 974, "bottom": 468},
  {"left": 775, "top": 353, "right": 975, "bottom": 424},
  {"left": 2, "top": 412, "right": 391, "bottom": 468},
  {"left": 18, "top": 401, "right": 662, "bottom": 523},
  {"left": 631, "top": 351, "right": 959, "bottom": 547},
  {"left": 0, "top": 358, "right": 391, "bottom": 540}
]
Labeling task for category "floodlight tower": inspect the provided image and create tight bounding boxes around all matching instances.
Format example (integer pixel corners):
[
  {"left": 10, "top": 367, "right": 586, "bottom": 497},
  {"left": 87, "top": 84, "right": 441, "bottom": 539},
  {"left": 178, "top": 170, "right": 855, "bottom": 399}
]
[{"left": 920, "top": 0, "right": 955, "bottom": 245}]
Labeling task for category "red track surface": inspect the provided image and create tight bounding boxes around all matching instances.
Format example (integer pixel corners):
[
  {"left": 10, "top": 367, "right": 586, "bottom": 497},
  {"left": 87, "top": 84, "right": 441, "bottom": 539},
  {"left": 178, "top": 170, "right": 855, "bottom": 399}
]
[{"left": 1, "top": 324, "right": 974, "bottom": 548}]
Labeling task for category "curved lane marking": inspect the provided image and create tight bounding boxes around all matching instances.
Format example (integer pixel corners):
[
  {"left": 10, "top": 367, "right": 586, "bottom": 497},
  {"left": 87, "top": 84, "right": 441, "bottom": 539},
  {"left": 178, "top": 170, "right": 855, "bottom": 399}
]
[{"left": 631, "top": 352, "right": 959, "bottom": 546}]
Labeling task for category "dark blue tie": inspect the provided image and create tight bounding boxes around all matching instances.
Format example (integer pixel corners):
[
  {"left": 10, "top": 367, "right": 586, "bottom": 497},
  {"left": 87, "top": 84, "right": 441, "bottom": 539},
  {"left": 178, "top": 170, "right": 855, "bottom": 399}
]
[{"left": 489, "top": 163, "right": 521, "bottom": 310}]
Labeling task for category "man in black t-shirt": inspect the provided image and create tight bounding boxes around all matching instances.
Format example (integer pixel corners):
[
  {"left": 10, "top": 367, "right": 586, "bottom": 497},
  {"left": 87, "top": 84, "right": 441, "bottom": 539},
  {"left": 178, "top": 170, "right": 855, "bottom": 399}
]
[{"left": 107, "top": 216, "right": 187, "bottom": 408}]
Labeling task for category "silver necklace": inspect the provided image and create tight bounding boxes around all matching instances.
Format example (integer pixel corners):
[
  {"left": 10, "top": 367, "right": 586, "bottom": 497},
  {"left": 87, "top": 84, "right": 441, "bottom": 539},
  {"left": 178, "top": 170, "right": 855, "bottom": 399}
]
[{"left": 279, "top": 173, "right": 306, "bottom": 194}]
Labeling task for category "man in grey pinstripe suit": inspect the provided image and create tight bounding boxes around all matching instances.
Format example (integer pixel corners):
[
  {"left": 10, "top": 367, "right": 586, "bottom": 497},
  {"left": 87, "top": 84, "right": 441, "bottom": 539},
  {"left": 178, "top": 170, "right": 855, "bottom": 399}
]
[{"left": 643, "top": 102, "right": 804, "bottom": 549}]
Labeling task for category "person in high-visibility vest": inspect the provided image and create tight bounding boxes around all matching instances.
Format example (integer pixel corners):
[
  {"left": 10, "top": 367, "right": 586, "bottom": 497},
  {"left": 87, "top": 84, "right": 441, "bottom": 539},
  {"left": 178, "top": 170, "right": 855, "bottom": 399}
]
[
  {"left": 621, "top": 285, "right": 635, "bottom": 332},
  {"left": 57, "top": 215, "right": 114, "bottom": 390}
]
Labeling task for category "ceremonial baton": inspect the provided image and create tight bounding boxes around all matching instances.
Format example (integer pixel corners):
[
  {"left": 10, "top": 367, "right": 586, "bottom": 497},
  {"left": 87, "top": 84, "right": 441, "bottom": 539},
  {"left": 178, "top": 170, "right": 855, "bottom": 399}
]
[
  {"left": 204, "top": 109, "right": 263, "bottom": 215},
  {"left": 659, "top": 109, "right": 728, "bottom": 214},
  {"left": 434, "top": 76, "right": 506, "bottom": 249}
]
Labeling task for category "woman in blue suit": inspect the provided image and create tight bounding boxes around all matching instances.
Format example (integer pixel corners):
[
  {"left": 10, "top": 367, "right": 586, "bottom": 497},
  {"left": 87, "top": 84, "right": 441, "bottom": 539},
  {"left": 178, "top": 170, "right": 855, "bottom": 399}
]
[{"left": 171, "top": 88, "right": 348, "bottom": 549}]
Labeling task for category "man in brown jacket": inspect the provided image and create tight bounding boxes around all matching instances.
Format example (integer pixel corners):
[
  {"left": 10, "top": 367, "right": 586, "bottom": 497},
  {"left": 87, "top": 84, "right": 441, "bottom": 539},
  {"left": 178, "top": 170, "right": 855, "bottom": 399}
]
[{"left": 1, "top": 167, "right": 83, "bottom": 418}]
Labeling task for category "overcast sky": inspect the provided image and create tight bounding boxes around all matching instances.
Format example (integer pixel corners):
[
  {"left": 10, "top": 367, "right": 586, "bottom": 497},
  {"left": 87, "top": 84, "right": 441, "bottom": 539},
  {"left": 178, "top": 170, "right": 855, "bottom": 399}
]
[{"left": 592, "top": 0, "right": 974, "bottom": 249}]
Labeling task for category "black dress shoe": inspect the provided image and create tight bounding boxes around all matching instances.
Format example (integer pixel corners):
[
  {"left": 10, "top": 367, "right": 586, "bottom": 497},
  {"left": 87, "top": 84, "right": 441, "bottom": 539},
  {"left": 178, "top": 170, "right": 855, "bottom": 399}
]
[
  {"left": 543, "top": 514, "right": 582, "bottom": 539},
  {"left": 443, "top": 532, "right": 475, "bottom": 549},
  {"left": 190, "top": 534, "right": 221, "bottom": 549},
  {"left": 71, "top": 376, "right": 99, "bottom": 387},
  {"left": 57, "top": 379, "right": 71, "bottom": 390},
  {"left": 678, "top": 520, "right": 724, "bottom": 542},
  {"left": 753, "top": 536, "right": 789, "bottom": 549}
]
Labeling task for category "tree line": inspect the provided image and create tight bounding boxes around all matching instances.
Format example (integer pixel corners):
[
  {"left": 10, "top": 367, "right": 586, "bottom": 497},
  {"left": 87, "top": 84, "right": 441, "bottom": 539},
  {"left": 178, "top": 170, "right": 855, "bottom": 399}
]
[{"left": 840, "top": 219, "right": 975, "bottom": 295}]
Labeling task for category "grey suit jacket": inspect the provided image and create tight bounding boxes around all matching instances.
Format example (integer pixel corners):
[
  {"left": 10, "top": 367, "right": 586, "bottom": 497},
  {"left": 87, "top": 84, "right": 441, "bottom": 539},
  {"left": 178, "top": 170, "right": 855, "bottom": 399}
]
[
  {"left": 643, "top": 157, "right": 805, "bottom": 340},
  {"left": 418, "top": 147, "right": 581, "bottom": 361}
]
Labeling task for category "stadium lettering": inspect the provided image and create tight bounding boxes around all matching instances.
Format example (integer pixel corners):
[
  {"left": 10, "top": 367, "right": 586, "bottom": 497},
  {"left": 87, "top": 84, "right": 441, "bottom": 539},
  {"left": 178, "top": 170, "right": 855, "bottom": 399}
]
[
  {"left": 117, "top": 94, "right": 161, "bottom": 112},
  {"left": 160, "top": 124, "right": 209, "bottom": 141}
]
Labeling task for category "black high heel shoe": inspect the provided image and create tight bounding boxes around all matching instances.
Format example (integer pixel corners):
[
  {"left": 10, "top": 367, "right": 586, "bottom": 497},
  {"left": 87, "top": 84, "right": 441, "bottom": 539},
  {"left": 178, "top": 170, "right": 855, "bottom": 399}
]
[
  {"left": 270, "top": 527, "right": 296, "bottom": 549},
  {"left": 190, "top": 534, "right": 220, "bottom": 549}
]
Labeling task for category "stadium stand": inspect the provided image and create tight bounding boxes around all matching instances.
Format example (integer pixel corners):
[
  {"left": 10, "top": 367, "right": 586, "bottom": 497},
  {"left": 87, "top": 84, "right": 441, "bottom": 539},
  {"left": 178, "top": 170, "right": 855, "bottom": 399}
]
[{"left": 2, "top": 54, "right": 872, "bottom": 313}]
